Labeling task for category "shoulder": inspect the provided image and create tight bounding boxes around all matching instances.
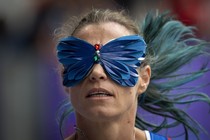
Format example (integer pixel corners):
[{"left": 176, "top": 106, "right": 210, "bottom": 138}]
[{"left": 145, "top": 130, "right": 172, "bottom": 140}]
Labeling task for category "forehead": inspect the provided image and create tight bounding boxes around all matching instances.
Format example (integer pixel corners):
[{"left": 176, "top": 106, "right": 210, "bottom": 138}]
[{"left": 74, "top": 22, "right": 134, "bottom": 45}]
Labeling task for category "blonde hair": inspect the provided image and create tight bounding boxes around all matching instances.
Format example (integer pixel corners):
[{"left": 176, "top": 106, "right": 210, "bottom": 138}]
[{"left": 55, "top": 9, "right": 140, "bottom": 39}]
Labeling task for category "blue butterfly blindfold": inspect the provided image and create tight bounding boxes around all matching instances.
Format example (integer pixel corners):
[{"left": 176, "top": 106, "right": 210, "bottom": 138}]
[{"left": 57, "top": 35, "right": 147, "bottom": 87}]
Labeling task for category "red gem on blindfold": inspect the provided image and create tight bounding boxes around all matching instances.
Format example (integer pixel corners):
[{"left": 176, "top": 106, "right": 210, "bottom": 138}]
[
  {"left": 94, "top": 44, "right": 101, "bottom": 62},
  {"left": 94, "top": 44, "right": 101, "bottom": 50}
]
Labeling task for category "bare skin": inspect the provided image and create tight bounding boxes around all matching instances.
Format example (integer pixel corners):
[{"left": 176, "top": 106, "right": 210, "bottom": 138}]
[{"left": 65, "top": 22, "right": 151, "bottom": 140}]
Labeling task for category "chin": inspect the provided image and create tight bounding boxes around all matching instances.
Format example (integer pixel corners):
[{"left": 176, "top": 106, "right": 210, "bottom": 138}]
[{"left": 82, "top": 107, "right": 120, "bottom": 122}]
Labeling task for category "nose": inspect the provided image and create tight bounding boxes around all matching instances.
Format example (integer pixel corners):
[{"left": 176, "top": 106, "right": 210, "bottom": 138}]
[{"left": 89, "top": 64, "right": 107, "bottom": 82}]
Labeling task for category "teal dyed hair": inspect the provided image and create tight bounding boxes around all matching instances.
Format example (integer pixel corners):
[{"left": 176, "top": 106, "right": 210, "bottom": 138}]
[
  {"left": 136, "top": 11, "right": 210, "bottom": 140},
  {"left": 56, "top": 9, "right": 210, "bottom": 140}
]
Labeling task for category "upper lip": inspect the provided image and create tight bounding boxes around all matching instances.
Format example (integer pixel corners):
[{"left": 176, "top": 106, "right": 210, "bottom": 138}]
[{"left": 86, "top": 88, "right": 114, "bottom": 98}]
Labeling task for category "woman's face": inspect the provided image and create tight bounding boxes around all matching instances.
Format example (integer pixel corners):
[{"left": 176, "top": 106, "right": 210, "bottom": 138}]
[{"left": 68, "top": 22, "right": 150, "bottom": 122}]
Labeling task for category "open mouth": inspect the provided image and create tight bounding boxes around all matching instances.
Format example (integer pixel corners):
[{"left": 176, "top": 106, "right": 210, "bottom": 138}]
[
  {"left": 86, "top": 92, "right": 113, "bottom": 98},
  {"left": 86, "top": 88, "right": 114, "bottom": 98}
]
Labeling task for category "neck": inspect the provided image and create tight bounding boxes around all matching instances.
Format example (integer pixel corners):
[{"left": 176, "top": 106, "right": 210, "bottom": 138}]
[
  {"left": 73, "top": 105, "right": 145, "bottom": 140},
  {"left": 75, "top": 117, "right": 136, "bottom": 140}
]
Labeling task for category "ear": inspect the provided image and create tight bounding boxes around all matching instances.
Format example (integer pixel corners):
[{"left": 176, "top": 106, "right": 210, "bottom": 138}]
[{"left": 137, "top": 65, "right": 151, "bottom": 95}]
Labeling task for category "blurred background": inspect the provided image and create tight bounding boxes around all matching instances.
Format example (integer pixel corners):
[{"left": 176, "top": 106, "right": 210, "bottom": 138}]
[{"left": 0, "top": 0, "right": 210, "bottom": 140}]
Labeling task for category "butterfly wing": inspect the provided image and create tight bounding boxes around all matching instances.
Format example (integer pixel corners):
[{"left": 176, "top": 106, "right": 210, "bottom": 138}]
[
  {"left": 100, "top": 35, "right": 146, "bottom": 86},
  {"left": 57, "top": 37, "right": 95, "bottom": 87}
]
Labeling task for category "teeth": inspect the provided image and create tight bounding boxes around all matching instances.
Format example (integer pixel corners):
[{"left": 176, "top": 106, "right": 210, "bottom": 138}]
[
  {"left": 88, "top": 92, "right": 112, "bottom": 97},
  {"left": 91, "top": 94, "right": 108, "bottom": 97}
]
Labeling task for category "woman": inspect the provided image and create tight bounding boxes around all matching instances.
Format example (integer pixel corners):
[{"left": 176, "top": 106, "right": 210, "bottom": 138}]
[{"left": 56, "top": 9, "right": 210, "bottom": 140}]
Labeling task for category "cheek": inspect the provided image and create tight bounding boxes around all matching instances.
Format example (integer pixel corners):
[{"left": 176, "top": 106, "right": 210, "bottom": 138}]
[
  {"left": 123, "top": 85, "right": 139, "bottom": 98},
  {"left": 116, "top": 88, "right": 138, "bottom": 116},
  {"left": 117, "top": 86, "right": 139, "bottom": 107},
  {"left": 68, "top": 87, "right": 82, "bottom": 108},
  {"left": 69, "top": 92, "right": 77, "bottom": 103}
]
